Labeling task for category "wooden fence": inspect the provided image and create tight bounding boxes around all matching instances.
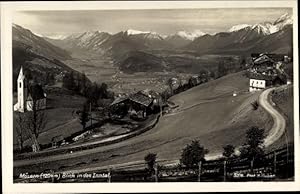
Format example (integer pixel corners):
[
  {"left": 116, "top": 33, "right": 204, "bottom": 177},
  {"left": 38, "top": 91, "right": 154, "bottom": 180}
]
[{"left": 16, "top": 144, "right": 293, "bottom": 183}]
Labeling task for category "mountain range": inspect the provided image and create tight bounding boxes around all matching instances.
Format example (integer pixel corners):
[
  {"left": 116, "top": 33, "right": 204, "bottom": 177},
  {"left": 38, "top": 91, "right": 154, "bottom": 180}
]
[
  {"left": 13, "top": 13, "right": 293, "bottom": 76},
  {"left": 44, "top": 13, "right": 292, "bottom": 56},
  {"left": 13, "top": 24, "right": 77, "bottom": 89}
]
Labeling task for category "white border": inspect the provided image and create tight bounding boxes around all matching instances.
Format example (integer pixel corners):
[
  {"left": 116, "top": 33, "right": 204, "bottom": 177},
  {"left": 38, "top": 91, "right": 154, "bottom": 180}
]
[{"left": 1, "top": 1, "right": 299, "bottom": 193}]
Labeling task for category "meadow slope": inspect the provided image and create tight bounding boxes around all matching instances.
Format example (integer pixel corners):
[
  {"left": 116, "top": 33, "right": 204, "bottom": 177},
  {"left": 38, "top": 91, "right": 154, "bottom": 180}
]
[{"left": 14, "top": 72, "right": 273, "bottom": 174}]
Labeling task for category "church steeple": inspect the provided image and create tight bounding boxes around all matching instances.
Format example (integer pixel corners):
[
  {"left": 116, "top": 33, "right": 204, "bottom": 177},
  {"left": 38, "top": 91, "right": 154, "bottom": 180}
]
[
  {"left": 18, "top": 66, "right": 25, "bottom": 81},
  {"left": 16, "top": 66, "right": 28, "bottom": 112}
]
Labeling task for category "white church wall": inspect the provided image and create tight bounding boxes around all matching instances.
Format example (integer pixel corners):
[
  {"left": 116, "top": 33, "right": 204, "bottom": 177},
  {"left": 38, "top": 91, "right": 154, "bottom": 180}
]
[
  {"left": 26, "top": 98, "right": 47, "bottom": 111},
  {"left": 15, "top": 67, "right": 27, "bottom": 112},
  {"left": 14, "top": 67, "right": 47, "bottom": 112}
]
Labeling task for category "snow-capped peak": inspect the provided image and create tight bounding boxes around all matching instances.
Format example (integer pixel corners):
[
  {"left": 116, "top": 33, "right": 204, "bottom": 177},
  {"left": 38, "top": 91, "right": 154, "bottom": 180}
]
[
  {"left": 273, "top": 13, "right": 293, "bottom": 31},
  {"left": 44, "top": 34, "right": 69, "bottom": 40},
  {"left": 124, "top": 29, "right": 164, "bottom": 40},
  {"left": 274, "top": 13, "right": 292, "bottom": 25},
  {"left": 31, "top": 32, "right": 43, "bottom": 37},
  {"left": 251, "top": 24, "right": 271, "bottom": 35},
  {"left": 227, "top": 13, "right": 292, "bottom": 35},
  {"left": 228, "top": 24, "right": 251, "bottom": 32},
  {"left": 126, "top": 29, "right": 151, "bottom": 35},
  {"left": 176, "top": 30, "right": 205, "bottom": 40}
]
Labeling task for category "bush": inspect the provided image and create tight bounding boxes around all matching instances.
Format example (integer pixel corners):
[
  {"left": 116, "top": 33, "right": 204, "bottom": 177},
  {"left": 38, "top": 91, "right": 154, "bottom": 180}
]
[
  {"left": 144, "top": 153, "right": 157, "bottom": 172},
  {"left": 251, "top": 101, "right": 259, "bottom": 110}
]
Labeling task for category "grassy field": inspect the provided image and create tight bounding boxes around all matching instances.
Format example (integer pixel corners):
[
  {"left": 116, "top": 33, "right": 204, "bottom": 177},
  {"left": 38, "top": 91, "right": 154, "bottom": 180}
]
[
  {"left": 13, "top": 86, "right": 86, "bottom": 149},
  {"left": 14, "top": 71, "right": 275, "bottom": 175}
]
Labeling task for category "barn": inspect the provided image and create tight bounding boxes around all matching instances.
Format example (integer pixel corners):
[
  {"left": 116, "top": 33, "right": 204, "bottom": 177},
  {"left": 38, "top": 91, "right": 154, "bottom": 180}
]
[{"left": 109, "top": 90, "right": 159, "bottom": 119}]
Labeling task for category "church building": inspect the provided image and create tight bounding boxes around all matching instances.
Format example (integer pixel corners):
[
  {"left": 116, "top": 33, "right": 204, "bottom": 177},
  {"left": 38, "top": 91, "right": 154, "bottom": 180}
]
[{"left": 14, "top": 67, "right": 47, "bottom": 112}]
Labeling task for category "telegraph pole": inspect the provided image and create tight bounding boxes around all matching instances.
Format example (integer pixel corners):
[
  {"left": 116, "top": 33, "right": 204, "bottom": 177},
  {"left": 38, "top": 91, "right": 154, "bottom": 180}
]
[
  {"left": 223, "top": 161, "right": 227, "bottom": 182},
  {"left": 273, "top": 151, "right": 277, "bottom": 175},
  {"left": 198, "top": 161, "right": 202, "bottom": 182},
  {"left": 284, "top": 129, "right": 289, "bottom": 165},
  {"left": 90, "top": 102, "right": 92, "bottom": 126},
  {"left": 154, "top": 163, "right": 158, "bottom": 182},
  {"left": 250, "top": 159, "right": 254, "bottom": 173},
  {"left": 107, "top": 167, "right": 111, "bottom": 183}
]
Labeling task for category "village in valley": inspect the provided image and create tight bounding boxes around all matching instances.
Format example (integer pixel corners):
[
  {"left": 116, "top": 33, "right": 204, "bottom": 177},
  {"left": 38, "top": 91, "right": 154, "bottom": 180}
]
[{"left": 11, "top": 8, "right": 295, "bottom": 183}]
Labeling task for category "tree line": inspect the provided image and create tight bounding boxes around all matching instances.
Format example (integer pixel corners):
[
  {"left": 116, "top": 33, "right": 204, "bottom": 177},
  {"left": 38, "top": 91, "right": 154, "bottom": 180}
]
[
  {"left": 144, "top": 126, "right": 266, "bottom": 173},
  {"left": 62, "top": 71, "right": 113, "bottom": 107},
  {"left": 161, "top": 56, "right": 248, "bottom": 103}
]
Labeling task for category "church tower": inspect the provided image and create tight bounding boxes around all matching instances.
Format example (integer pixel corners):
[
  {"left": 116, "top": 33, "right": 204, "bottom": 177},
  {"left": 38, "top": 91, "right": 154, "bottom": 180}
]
[{"left": 16, "top": 67, "right": 28, "bottom": 112}]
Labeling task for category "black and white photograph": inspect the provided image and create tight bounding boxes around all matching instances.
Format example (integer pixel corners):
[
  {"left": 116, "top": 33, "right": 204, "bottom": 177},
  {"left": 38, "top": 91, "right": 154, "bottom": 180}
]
[{"left": 1, "top": 0, "right": 299, "bottom": 192}]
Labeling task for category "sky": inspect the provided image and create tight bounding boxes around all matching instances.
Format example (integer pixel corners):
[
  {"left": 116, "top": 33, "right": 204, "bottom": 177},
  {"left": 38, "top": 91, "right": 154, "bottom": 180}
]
[{"left": 13, "top": 8, "right": 292, "bottom": 37}]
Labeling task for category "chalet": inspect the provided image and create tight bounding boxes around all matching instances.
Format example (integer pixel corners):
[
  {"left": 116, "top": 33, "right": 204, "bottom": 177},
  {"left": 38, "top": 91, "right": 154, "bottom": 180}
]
[
  {"left": 248, "top": 53, "right": 287, "bottom": 92},
  {"left": 128, "top": 92, "right": 154, "bottom": 118},
  {"left": 110, "top": 90, "right": 160, "bottom": 119},
  {"left": 14, "top": 67, "right": 47, "bottom": 112}
]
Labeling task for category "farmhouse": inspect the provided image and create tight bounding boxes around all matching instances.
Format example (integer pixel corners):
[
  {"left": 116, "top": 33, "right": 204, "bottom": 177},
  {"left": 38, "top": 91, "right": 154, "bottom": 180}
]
[
  {"left": 248, "top": 53, "right": 287, "bottom": 92},
  {"left": 110, "top": 90, "right": 160, "bottom": 119},
  {"left": 14, "top": 67, "right": 47, "bottom": 112}
]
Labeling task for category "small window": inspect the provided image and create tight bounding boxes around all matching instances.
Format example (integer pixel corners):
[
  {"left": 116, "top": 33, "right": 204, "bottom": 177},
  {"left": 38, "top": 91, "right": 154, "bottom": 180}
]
[{"left": 19, "top": 82, "right": 21, "bottom": 88}]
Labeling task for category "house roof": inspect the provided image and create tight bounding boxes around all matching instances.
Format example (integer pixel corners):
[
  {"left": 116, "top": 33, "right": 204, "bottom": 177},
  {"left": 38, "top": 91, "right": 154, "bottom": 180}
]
[
  {"left": 253, "top": 55, "right": 274, "bottom": 64},
  {"left": 249, "top": 73, "right": 277, "bottom": 81},
  {"left": 110, "top": 91, "right": 154, "bottom": 107},
  {"left": 27, "top": 84, "right": 46, "bottom": 101},
  {"left": 138, "top": 89, "right": 160, "bottom": 99},
  {"left": 129, "top": 92, "right": 153, "bottom": 107},
  {"left": 252, "top": 53, "right": 285, "bottom": 64}
]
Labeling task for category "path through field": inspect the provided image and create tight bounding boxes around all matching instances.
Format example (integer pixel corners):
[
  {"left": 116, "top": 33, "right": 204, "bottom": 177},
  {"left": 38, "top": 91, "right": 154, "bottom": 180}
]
[{"left": 259, "top": 87, "right": 287, "bottom": 147}]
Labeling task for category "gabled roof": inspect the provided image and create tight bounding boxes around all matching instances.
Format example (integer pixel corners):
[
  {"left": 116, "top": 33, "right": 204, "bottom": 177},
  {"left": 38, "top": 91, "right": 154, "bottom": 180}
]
[
  {"left": 110, "top": 91, "right": 154, "bottom": 107},
  {"left": 129, "top": 92, "right": 153, "bottom": 107},
  {"left": 253, "top": 55, "right": 274, "bottom": 64},
  {"left": 249, "top": 73, "right": 277, "bottom": 81},
  {"left": 252, "top": 53, "right": 285, "bottom": 64},
  {"left": 138, "top": 89, "right": 160, "bottom": 99}
]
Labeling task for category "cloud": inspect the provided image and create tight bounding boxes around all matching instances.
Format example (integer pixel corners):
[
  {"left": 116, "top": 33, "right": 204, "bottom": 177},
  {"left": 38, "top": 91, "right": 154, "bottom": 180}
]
[{"left": 13, "top": 8, "right": 292, "bottom": 36}]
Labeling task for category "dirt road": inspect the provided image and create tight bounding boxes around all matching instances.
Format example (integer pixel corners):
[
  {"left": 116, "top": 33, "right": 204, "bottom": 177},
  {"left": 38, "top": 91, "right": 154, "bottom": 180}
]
[{"left": 258, "top": 87, "right": 287, "bottom": 147}]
